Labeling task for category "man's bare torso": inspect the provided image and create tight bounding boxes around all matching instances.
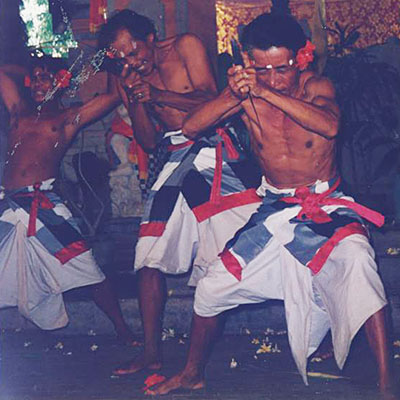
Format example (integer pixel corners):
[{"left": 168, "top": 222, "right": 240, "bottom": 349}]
[
  {"left": 3, "top": 108, "right": 75, "bottom": 190},
  {"left": 145, "top": 36, "right": 196, "bottom": 130},
  {"left": 242, "top": 72, "right": 337, "bottom": 188}
]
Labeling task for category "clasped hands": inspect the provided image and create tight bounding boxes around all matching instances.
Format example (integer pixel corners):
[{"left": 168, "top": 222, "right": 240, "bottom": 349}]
[
  {"left": 227, "top": 65, "right": 264, "bottom": 100},
  {"left": 120, "top": 64, "right": 155, "bottom": 104}
]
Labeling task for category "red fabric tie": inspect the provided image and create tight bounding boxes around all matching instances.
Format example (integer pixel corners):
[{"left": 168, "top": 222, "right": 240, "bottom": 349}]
[
  {"left": 280, "top": 178, "right": 385, "bottom": 227},
  {"left": 210, "top": 128, "right": 240, "bottom": 205},
  {"left": 216, "top": 128, "right": 239, "bottom": 160},
  {"left": 16, "top": 183, "right": 55, "bottom": 236},
  {"left": 210, "top": 142, "right": 223, "bottom": 204}
]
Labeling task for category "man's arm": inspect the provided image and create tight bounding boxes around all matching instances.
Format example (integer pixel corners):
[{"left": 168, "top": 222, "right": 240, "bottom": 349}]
[
  {"left": 65, "top": 72, "right": 121, "bottom": 134},
  {"left": 118, "top": 74, "right": 159, "bottom": 152},
  {"left": 0, "top": 65, "right": 28, "bottom": 116},
  {"left": 181, "top": 85, "right": 242, "bottom": 138},
  {"left": 249, "top": 72, "right": 340, "bottom": 139}
]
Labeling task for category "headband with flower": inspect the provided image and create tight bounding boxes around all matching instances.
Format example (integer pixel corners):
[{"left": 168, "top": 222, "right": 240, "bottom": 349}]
[
  {"left": 24, "top": 69, "right": 72, "bottom": 89},
  {"left": 295, "top": 40, "right": 316, "bottom": 71}
]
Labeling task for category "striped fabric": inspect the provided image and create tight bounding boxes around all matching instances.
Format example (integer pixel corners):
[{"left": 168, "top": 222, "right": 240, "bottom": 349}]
[
  {"left": 139, "top": 125, "right": 262, "bottom": 239},
  {"left": 0, "top": 179, "right": 105, "bottom": 330},
  {"left": 220, "top": 177, "right": 382, "bottom": 279},
  {"left": 0, "top": 180, "right": 89, "bottom": 264}
]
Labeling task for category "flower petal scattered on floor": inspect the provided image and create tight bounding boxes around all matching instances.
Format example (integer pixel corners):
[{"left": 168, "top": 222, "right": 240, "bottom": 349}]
[
  {"left": 311, "top": 357, "right": 323, "bottom": 363},
  {"left": 87, "top": 329, "right": 97, "bottom": 336},
  {"left": 161, "top": 328, "right": 175, "bottom": 341},
  {"left": 90, "top": 344, "right": 98, "bottom": 352},
  {"left": 393, "top": 340, "right": 400, "bottom": 347},
  {"left": 256, "top": 343, "right": 272, "bottom": 354},
  {"left": 386, "top": 247, "right": 400, "bottom": 256},
  {"left": 54, "top": 342, "right": 64, "bottom": 350},
  {"left": 178, "top": 338, "right": 185, "bottom": 345},
  {"left": 271, "top": 343, "right": 281, "bottom": 353},
  {"left": 230, "top": 357, "right": 238, "bottom": 368},
  {"left": 142, "top": 373, "right": 166, "bottom": 391},
  {"left": 394, "top": 354, "right": 400, "bottom": 359},
  {"left": 24, "top": 341, "right": 32, "bottom": 348},
  {"left": 167, "top": 289, "right": 174, "bottom": 297},
  {"left": 251, "top": 338, "right": 260, "bottom": 345}
]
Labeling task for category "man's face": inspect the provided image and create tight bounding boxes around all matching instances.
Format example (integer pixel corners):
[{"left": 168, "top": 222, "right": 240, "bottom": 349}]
[
  {"left": 30, "top": 66, "right": 54, "bottom": 104},
  {"left": 248, "top": 46, "right": 298, "bottom": 94},
  {"left": 111, "top": 28, "right": 155, "bottom": 76}
]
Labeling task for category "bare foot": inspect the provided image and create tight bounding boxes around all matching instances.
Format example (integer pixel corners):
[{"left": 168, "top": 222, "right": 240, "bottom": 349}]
[
  {"left": 115, "top": 326, "right": 141, "bottom": 347},
  {"left": 113, "top": 353, "right": 162, "bottom": 376},
  {"left": 145, "top": 371, "right": 204, "bottom": 395}
]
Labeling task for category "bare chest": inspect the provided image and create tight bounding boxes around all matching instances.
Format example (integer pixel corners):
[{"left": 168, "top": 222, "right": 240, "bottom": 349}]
[
  {"left": 148, "top": 49, "right": 193, "bottom": 93},
  {"left": 9, "top": 114, "right": 68, "bottom": 153}
]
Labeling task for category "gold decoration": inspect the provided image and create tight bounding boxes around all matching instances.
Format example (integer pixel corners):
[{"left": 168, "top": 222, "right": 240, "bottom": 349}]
[{"left": 216, "top": 0, "right": 400, "bottom": 55}]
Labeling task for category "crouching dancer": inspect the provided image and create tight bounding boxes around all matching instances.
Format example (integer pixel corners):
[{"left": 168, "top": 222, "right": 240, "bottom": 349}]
[
  {"left": 0, "top": 54, "right": 136, "bottom": 344},
  {"left": 146, "top": 13, "right": 396, "bottom": 399},
  {"left": 97, "top": 10, "right": 262, "bottom": 375}
]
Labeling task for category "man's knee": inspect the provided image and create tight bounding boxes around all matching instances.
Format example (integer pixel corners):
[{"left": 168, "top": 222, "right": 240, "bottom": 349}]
[
  {"left": 138, "top": 266, "right": 165, "bottom": 284},
  {"left": 194, "top": 278, "right": 233, "bottom": 318}
]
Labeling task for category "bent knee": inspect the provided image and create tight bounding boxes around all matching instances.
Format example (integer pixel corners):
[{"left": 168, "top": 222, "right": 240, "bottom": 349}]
[{"left": 194, "top": 278, "right": 237, "bottom": 317}]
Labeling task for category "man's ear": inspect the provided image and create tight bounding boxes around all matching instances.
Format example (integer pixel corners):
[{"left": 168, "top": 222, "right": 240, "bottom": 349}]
[{"left": 146, "top": 33, "right": 155, "bottom": 46}]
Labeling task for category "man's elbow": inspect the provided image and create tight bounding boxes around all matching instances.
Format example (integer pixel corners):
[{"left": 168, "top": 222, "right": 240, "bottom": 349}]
[
  {"left": 326, "top": 117, "right": 339, "bottom": 139},
  {"left": 181, "top": 121, "right": 199, "bottom": 139}
]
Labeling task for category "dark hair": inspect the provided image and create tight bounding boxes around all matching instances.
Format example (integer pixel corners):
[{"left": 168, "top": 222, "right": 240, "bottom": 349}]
[
  {"left": 241, "top": 13, "right": 307, "bottom": 56},
  {"left": 29, "top": 53, "right": 68, "bottom": 76},
  {"left": 98, "top": 9, "right": 156, "bottom": 50}
]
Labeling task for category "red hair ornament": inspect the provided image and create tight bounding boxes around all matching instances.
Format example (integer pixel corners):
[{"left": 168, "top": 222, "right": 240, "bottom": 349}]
[
  {"left": 55, "top": 69, "right": 72, "bottom": 88},
  {"left": 24, "top": 75, "right": 31, "bottom": 87},
  {"left": 296, "top": 40, "right": 316, "bottom": 71},
  {"left": 24, "top": 69, "right": 72, "bottom": 89}
]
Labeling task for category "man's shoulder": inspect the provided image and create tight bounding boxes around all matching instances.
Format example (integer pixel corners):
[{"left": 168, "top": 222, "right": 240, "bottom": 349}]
[
  {"left": 157, "top": 33, "right": 206, "bottom": 62},
  {"left": 62, "top": 104, "right": 82, "bottom": 127},
  {"left": 302, "top": 71, "right": 335, "bottom": 97},
  {"left": 174, "top": 33, "right": 206, "bottom": 52}
]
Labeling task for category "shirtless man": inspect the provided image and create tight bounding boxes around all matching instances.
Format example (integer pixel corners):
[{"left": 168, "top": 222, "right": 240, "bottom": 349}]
[
  {"left": 98, "top": 9, "right": 217, "bottom": 180},
  {"left": 98, "top": 10, "right": 262, "bottom": 375},
  {"left": 147, "top": 13, "right": 396, "bottom": 399},
  {"left": 0, "top": 54, "right": 135, "bottom": 344}
]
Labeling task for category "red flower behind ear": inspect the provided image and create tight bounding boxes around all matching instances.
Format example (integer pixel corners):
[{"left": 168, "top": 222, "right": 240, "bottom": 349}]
[
  {"left": 296, "top": 40, "right": 316, "bottom": 71},
  {"left": 24, "top": 75, "right": 31, "bottom": 87},
  {"left": 55, "top": 69, "right": 72, "bottom": 88}
]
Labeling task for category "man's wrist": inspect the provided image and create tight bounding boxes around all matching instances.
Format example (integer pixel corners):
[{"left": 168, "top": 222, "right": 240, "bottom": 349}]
[
  {"left": 150, "top": 85, "right": 162, "bottom": 102},
  {"left": 223, "top": 86, "right": 242, "bottom": 106}
]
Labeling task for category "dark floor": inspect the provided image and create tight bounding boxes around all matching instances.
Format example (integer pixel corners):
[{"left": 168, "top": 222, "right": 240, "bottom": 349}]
[{"left": 1, "top": 328, "right": 399, "bottom": 400}]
